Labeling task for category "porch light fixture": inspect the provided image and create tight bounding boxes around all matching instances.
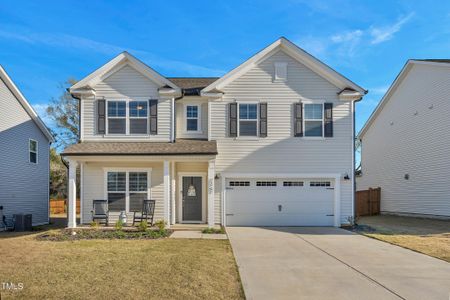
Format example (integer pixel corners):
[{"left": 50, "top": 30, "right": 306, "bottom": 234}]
[
  {"left": 343, "top": 173, "right": 350, "bottom": 180},
  {"left": 187, "top": 177, "right": 196, "bottom": 197},
  {"left": 215, "top": 173, "right": 221, "bottom": 180}
]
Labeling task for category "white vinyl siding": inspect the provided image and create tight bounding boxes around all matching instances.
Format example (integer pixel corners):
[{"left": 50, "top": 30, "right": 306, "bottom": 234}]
[
  {"left": 81, "top": 64, "right": 171, "bottom": 142},
  {"left": 0, "top": 77, "right": 50, "bottom": 225},
  {"left": 175, "top": 98, "right": 208, "bottom": 139},
  {"left": 210, "top": 49, "right": 353, "bottom": 224},
  {"left": 357, "top": 63, "right": 450, "bottom": 217}
]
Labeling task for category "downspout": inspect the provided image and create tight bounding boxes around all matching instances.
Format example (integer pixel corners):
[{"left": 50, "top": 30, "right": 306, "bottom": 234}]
[
  {"left": 353, "top": 96, "right": 364, "bottom": 219},
  {"left": 171, "top": 91, "right": 184, "bottom": 143}
]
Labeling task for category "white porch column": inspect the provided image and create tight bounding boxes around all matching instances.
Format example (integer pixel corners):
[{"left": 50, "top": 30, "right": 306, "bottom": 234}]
[
  {"left": 207, "top": 159, "right": 215, "bottom": 227},
  {"left": 67, "top": 159, "right": 78, "bottom": 228},
  {"left": 163, "top": 160, "right": 170, "bottom": 227},
  {"left": 170, "top": 161, "right": 176, "bottom": 225}
]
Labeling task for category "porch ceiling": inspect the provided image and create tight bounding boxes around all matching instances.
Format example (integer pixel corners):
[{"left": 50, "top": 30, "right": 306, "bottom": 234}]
[{"left": 61, "top": 139, "right": 218, "bottom": 156}]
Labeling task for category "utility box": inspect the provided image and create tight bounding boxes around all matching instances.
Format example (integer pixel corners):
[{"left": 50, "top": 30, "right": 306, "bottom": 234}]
[{"left": 13, "top": 214, "right": 32, "bottom": 231}]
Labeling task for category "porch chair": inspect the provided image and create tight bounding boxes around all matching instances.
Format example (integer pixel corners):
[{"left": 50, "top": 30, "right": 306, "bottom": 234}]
[
  {"left": 133, "top": 200, "right": 155, "bottom": 226},
  {"left": 92, "top": 200, "right": 109, "bottom": 226}
]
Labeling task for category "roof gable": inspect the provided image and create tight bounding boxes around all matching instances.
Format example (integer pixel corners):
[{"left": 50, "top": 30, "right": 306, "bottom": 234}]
[
  {"left": 70, "top": 52, "right": 180, "bottom": 95},
  {"left": 202, "top": 37, "right": 366, "bottom": 95},
  {"left": 358, "top": 59, "right": 450, "bottom": 139},
  {"left": 0, "top": 65, "right": 54, "bottom": 142}
]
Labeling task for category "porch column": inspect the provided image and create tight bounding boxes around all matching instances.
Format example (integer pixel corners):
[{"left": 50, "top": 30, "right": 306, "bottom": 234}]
[
  {"left": 163, "top": 160, "right": 170, "bottom": 227},
  {"left": 207, "top": 159, "right": 215, "bottom": 227},
  {"left": 170, "top": 161, "right": 176, "bottom": 225},
  {"left": 67, "top": 159, "right": 78, "bottom": 228}
]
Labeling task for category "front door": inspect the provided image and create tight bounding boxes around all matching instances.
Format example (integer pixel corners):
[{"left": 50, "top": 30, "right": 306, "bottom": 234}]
[{"left": 182, "top": 176, "right": 202, "bottom": 222}]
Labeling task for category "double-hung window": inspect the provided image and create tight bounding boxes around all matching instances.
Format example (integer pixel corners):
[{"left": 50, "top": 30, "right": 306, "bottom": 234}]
[
  {"left": 238, "top": 103, "right": 258, "bottom": 136},
  {"left": 107, "top": 101, "right": 126, "bottom": 134},
  {"left": 106, "top": 170, "right": 150, "bottom": 212},
  {"left": 304, "top": 103, "right": 323, "bottom": 137},
  {"left": 129, "top": 101, "right": 148, "bottom": 134},
  {"left": 186, "top": 105, "right": 199, "bottom": 132},
  {"left": 29, "top": 139, "right": 38, "bottom": 163}
]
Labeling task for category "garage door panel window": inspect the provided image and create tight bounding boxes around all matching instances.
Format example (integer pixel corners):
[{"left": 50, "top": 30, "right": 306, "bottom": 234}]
[
  {"left": 229, "top": 181, "right": 250, "bottom": 187},
  {"left": 304, "top": 104, "right": 323, "bottom": 137},
  {"left": 283, "top": 181, "right": 304, "bottom": 186},
  {"left": 256, "top": 181, "right": 277, "bottom": 187},
  {"left": 310, "top": 181, "right": 331, "bottom": 187}
]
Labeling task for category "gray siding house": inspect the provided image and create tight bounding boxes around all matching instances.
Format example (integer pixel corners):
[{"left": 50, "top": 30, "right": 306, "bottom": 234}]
[{"left": 0, "top": 66, "right": 54, "bottom": 226}]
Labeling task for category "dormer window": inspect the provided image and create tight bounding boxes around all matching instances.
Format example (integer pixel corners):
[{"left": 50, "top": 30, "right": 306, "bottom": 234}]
[
  {"left": 274, "top": 62, "right": 288, "bottom": 82},
  {"left": 185, "top": 104, "right": 201, "bottom": 132}
]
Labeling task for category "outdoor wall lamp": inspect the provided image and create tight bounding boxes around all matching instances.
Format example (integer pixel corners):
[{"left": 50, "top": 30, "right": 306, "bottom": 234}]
[{"left": 344, "top": 173, "right": 350, "bottom": 180}]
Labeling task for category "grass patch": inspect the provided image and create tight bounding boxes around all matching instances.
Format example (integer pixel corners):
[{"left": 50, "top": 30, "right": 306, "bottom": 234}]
[
  {"left": 355, "top": 215, "right": 450, "bottom": 262},
  {"left": 202, "top": 227, "right": 226, "bottom": 234},
  {"left": 0, "top": 229, "right": 244, "bottom": 299}
]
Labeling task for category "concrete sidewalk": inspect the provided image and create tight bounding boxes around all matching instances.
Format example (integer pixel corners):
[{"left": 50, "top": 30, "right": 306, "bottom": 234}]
[{"left": 227, "top": 227, "right": 450, "bottom": 300}]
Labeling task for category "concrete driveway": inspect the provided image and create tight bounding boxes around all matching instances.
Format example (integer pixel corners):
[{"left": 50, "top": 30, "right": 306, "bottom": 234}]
[{"left": 227, "top": 227, "right": 450, "bottom": 300}]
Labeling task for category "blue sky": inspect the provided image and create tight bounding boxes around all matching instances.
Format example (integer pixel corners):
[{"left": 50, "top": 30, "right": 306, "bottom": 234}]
[{"left": 1, "top": 0, "right": 450, "bottom": 133}]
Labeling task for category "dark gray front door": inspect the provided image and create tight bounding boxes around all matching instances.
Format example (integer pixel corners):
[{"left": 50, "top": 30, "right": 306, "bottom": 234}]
[{"left": 182, "top": 176, "right": 202, "bottom": 221}]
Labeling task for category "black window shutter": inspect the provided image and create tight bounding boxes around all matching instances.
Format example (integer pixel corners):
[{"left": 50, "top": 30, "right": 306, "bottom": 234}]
[
  {"left": 97, "top": 99, "right": 106, "bottom": 134},
  {"left": 294, "top": 102, "right": 303, "bottom": 137},
  {"left": 229, "top": 103, "right": 237, "bottom": 137},
  {"left": 259, "top": 102, "right": 267, "bottom": 137},
  {"left": 324, "top": 102, "right": 333, "bottom": 137},
  {"left": 149, "top": 99, "right": 158, "bottom": 135}
]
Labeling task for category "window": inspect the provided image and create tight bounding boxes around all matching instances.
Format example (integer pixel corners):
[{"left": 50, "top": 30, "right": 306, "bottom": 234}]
[
  {"left": 186, "top": 105, "right": 199, "bottom": 132},
  {"left": 229, "top": 181, "right": 250, "bottom": 187},
  {"left": 310, "top": 181, "right": 331, "bottom": 187},
  {"left": 107, "top": 101, "right": 126, "bottom": 134},
  {"left": 106, "top": 170, "right": 150, "bottom": 212},
  {"left": 29, "top": 139, "right": 38, "bottom": 163},
  {"left": 274, "top": 62, "right": 287, "bottom": 82},
  {"left": 129, "top": 172, "right": 148, "bottom": 212},
  {"left": 107, "top": 172, "right": 126, "bottom": 211},
  {"left": 304, "top": 104, "right": 323, "bottom": 137},
  {"left": 129, "top": 101, "right": 148, "bottom": 134},
  {"left": 283, "top": 181, "right": 303, "bottom": 186},
  {"left": 256, "top": 181, "right": 277, "bottom": 187},
  {"left": 239, "top": 103, "right": 258, "bottom": 136}
]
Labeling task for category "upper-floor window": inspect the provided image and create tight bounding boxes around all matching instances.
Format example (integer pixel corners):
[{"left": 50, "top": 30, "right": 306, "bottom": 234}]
[
  {"left": 304, "top": 103, "right": 323, "bottom": 137},
  {"left": 186, "top": 105, "right": 200, "bottom": 132},
  {"left": 29, "top": 139, "right": 38, "bottom": 164},
  {"left": 239, "top": 103, "right": 258, "bottom": 136},
  {"left": 129, "top": 101, "right": 148, "bottom": 134},
  {"left": 106, "top": 100, "right": 149, "bottom": 135},
  {"left": 107, "top": 101, "right": 126, "bottom": 134}
]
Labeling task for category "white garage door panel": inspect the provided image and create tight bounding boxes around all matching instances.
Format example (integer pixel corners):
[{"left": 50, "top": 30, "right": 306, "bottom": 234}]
[{"left": 226, "top": 179, "right": 334, "bottom": 226}]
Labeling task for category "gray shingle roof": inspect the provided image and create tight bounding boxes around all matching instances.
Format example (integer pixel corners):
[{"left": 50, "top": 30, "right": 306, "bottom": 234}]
[
  {"left": 61, "top": 139, "right": 217, "bottom": 156},
  {"left": 414, "top": 59, "right": 450, "bottom": 63}
]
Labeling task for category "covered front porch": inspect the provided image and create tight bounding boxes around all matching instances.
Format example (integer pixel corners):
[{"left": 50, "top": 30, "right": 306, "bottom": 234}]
[{"left": 62, "top": 141, "right": 219, "bottom": 229}]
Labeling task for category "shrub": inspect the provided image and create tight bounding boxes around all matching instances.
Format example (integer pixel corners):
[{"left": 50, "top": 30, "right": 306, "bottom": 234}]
[
  {"left": 90, "top": 221, "right": 99, "bottom": 228},
  {"left": 202, "top": 227, "right": 225, "bottom": 234},
  {"left": 115, "top": 220, "right": 124, "bottom": 231},
  {"left": 137, "top": 220, "right": 148, "bottom": 232},
  {"left": 154, "top": 220, "right": 165, "bottom": 231}
]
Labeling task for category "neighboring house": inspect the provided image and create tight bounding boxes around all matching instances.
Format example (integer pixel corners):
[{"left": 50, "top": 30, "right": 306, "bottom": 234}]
[
  {"left": 357, "top": 59, "right": 450, "bottom": 218},
  {"left": 62, "top": 37, "right": 366, "bottom": 228},
  {"left": 0, "top": 66, "right": 54, "bottom": 226}
]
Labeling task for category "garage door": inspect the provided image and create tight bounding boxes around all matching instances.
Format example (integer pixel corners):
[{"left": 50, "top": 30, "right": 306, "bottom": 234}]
[{"left": 225, "top": 178, "right": 335, "bottom": 226}]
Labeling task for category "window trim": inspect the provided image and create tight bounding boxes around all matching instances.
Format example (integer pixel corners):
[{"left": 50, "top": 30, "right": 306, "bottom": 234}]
[
  {"left": 103, "top": 168, "right": 152, "bottom": 213},
  {"left": 105, "top": 99, "right": 152, "bottom": 136},
  {"left": 184, "top": 104, "right": 202, "bottom": 134},
  {"left": 303, "top": 102, "right": 325, "bottom": 139},
  {"left": 29, "top": 139, "right": 38, "bottom": 164},
  {"left": 237, "top": 101, "right": 259, "bottom": 138}
]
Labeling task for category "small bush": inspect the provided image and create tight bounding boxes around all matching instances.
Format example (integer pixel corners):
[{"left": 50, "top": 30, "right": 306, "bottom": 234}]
[
  {"left": 202, "top": 227, "right": 225, "bottom": 234},
  {"left": 115, "top": 220, "right": 124, "bottom": 231},
  {"left": 154, "top": 220, "right": 165, "bottom": 231},
  {"left": 90, "top": 221, "right": 99, "bottom": 228},
  {"left": 36, "top": 228, "right": 172, "bottom": 241},
  {"left": 137, "top": 220, "right": 148, "bottom": 232}
]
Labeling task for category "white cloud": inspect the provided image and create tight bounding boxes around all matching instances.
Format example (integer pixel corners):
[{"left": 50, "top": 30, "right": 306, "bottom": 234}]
[
  {"left": 370, "top": 13, "right": 415, "bottom": 44},
  {"left": 369, "top": 85, "right": 389, "bottom": 95},
  {"left": 0, "top": 29, "right": 225, "bottom": 76},
  {"left": 331, "top": 30, "right": 363, "bottom": 43}
]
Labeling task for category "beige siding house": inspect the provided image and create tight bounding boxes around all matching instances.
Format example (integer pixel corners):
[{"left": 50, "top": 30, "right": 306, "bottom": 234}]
[
  {"left": 63, "top": 37, "right": 365, "bottom": 228},
  {"left": 357, "top": 60, "right": 450, "bottom": 218}
]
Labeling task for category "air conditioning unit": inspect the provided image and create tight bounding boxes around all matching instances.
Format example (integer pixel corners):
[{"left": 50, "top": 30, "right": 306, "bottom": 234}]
[{"left": 13, "top": 214, "right": 32, "bottom": 231}]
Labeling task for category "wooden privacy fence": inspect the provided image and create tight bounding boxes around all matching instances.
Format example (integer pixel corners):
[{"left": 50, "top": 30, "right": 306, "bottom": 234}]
[
  {"left": 50, "top": 199, "right": 80, "bottom": 214},
  {"left": 355, "top": 188, "right": 381, "bottom": 217}
]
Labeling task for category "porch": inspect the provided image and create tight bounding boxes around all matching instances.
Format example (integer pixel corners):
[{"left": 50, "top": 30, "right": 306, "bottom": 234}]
[{"left": 62, "top": 141, "right": 219, "bottom": 229}]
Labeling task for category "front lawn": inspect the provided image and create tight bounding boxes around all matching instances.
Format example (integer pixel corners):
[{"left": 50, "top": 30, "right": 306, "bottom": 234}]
[
  {"left": 356, "top": 215, "right": 450, "bottom": 262},
  {"left": 0, "top": 230, "right": 244, "bottom": 299}
]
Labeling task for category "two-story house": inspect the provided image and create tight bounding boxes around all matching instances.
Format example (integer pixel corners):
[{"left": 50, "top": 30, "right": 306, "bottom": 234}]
[{"left": 62, "top": 37, "right": 366, "bottom": 228}]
